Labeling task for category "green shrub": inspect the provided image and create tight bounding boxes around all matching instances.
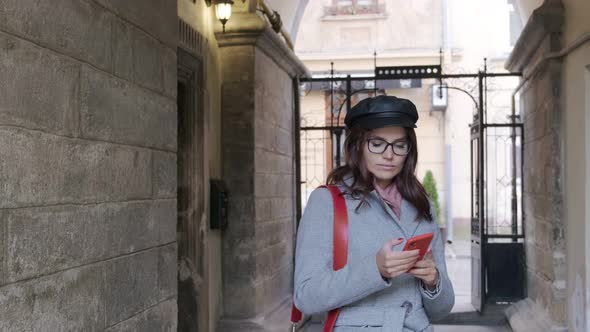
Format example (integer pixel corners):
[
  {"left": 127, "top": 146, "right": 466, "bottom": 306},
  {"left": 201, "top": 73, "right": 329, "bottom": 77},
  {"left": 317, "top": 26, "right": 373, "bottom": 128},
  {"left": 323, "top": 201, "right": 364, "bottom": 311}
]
[{"left": 422, "top": 170, "right": 442, "bottom": 226}]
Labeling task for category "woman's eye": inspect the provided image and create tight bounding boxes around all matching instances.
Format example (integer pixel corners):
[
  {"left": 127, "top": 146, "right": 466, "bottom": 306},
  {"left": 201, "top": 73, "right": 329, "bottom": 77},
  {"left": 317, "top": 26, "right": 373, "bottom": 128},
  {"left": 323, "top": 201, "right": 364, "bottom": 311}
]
[{"left": 370, "top": 141, "right": 384, "bottom": 147}]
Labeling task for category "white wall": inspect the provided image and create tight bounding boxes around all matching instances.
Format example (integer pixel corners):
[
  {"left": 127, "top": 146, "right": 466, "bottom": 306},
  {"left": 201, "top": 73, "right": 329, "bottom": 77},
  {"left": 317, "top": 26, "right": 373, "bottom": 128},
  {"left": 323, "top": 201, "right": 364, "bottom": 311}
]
[
  {"left": 562, "top": 0, "right": 590, "bottom": 330},
  {"left": 585, "top": 64, "right": 590, "bottom": 332}
]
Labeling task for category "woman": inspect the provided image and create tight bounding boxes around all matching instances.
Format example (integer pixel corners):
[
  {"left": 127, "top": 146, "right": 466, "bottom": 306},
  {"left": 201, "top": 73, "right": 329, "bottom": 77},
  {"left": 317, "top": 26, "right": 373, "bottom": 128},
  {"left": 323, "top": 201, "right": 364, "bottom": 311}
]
[{"left": 294, "top": 95, "right": 454, "bottom": 331}]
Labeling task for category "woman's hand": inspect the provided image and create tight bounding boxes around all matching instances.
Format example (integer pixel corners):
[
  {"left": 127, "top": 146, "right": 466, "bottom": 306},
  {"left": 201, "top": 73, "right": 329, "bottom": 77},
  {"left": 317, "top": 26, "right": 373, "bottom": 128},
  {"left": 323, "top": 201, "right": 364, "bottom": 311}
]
[
  {"left": 408, "top": 251, "right": 439, "bottom": 288},
  {"left": 376, "top": 238, "right": 420, "bottom": 280}
]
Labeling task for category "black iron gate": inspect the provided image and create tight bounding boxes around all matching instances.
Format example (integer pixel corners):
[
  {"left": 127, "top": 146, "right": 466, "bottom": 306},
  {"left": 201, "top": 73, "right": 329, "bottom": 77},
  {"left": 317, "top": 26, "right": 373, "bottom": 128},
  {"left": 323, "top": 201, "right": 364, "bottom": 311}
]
[
  {"left": 470, "top": 71, "right": 525, "bottom": 310},
  {"left": 297, "top": 62, "right": 525, "bottom": 312}
]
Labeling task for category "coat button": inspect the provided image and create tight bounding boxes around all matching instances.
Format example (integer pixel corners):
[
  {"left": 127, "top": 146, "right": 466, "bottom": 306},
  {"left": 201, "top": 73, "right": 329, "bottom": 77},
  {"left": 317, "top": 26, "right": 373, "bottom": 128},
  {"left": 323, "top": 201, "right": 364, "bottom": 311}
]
[{"left": 401, "top": 301, "right": 413, "bottom": 316}]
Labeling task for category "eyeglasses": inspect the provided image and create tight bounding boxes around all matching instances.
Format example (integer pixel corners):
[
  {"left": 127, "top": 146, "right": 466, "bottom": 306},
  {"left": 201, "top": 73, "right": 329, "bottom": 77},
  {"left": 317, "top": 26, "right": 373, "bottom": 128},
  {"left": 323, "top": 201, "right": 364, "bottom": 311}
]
[{"left": 366, "top": 137, "right": 411, "bottom": 156}]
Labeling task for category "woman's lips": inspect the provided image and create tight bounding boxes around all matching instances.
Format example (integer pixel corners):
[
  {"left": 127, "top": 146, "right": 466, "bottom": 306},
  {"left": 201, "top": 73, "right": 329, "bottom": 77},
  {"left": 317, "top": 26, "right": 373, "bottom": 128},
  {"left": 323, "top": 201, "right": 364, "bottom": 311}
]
[{"left": 377, "top": 164, "right": 396, "bottom": 170}]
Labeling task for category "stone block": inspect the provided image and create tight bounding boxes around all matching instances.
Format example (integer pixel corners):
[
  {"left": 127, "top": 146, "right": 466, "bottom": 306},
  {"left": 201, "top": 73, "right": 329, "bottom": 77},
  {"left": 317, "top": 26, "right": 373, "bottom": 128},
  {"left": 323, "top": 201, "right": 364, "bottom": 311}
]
[
  {"left": 548, "top": 297, "right": 567, "bottom": 324},
  {"left": 536, "top": 220, "right": 551, "bottom": 250},
  {"left": 255, "top": 174, "right": 291, "bottom": 198},
  {"left": 255, "top": 149, "right": 282, "bottom": 174},
  {"left": 255, "top": 241, "right": 290, "bottom": 279},
  {"left": 0, "top": 128, "right": 152, "bottom": 208},
  {"left": 255, "top": 198, "right": 272, "bottom": 222},
  {"left": 255, "top": 119, "right": 276, "bottom": 150},
  {"left": 158, "top": 243, "right": 177, "bottom": 300},
  {"left": 157, "top": 199, "right": 177, "bottom": 245},
  {"left": 254, "top": 220, "right": 289, "bottom": 252},
  {"left": 525, "top": 271, "right": 537, "bottom": 299},
  {"left": 227, "top": 197, "right": 256, "bottom": 229},
  {"left": 529, "top": 110, "right": 545, "bottom": 141},
  {"left": 223, "top": 238, "right": 257, "bottom": 278},
  {"left": 105, "top": 249, "right": 160, "bottom": 326},
  {"left": 80, "top": 66, "right": 176, "bottom": 150},
  {"left": 153, "top": 151, "right": 177, "bottom": 198},
  {"left": 0, "top": 0, "right": 112, "bottom": 70},
  {"left": 3, "top": 205, "right": 106, "bottom": 283},
  {"left": 92, "top": 0, "right": 177, "bottom": 50},
  {"left": 255, "top": 264, "right": 291, "bottom": 313},
  {"left": 271, "top": 240, "right": 291, "bottom": 273},
  {"left": 0, "top": 32, "right": 79, "bottom": 136},
  {"left": 132, "top": 30, "right": 164, "bottom": 93},
  {"left": 277, "top": 155, "right": 294, "bottom": 175},
  {"left": 224, "top": 174, "right": 255, "bottom": 198},
  {"left": 2, "top": 200, "right": 174, "bottom": 283},
  {"left": 255, "top": 247, "right": 273, "bottom": 278},
  {"left": 552, "top": 250, "right": 566, "bottom": 282},
  {"left": 505, "top": 298, "right": 553, "bottom": 332},
  {"left": 104, "top": 298, "right": 177, "bottom": 332},
  {"left": 526, "top": 241, "right": 537, "bottom": 276},
  {"left": 223, "top": 82, "right": 256, "bottom": 116},
  {"left": 256, "top": 98, "right": 279, "bottom": 128},
  {"left": 276, "top": 101, "right": 294, "bottom": 132},
  {"left": 162, "top": 46, "right": 177, "bottom": 99},
  {"left": 0, "top": 264, "right": 105, "bottom": 332},
  {"left": 112, "top": 18, "right": 134, "bottom": 80},
  {"left": 0, "top": 213, "right": 5, "bottom": 285},
  {"left": 270, "top": 198, "right": 294, "bottom": 219},
  {"left": 275, "top": 127, "right": 293, "bottom": 156},
  {"left": 537, "top": 246, "right": 554, "bottom": 280},
  {"left": 221, "top": 47, "right": 256, "bottom": 83},
  {"left": 222, "top": 280, "right": 256, "bottom": 318},
  {"left": 225, "top": 118, "right": 255, "bottom": 148}
]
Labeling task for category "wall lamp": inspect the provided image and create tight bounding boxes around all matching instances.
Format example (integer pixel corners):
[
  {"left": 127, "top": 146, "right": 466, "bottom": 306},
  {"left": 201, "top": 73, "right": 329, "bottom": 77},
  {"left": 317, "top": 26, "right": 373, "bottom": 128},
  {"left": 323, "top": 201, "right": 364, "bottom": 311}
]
[{"left": 205, "top": 0, "right": 236, "bottom": 33}]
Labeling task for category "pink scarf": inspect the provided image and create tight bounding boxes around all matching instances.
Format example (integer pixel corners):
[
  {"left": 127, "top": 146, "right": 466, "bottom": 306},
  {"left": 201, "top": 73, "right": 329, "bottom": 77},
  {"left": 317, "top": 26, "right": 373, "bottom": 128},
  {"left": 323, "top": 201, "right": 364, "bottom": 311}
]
[{"left": 374, "top": 180, "right": 402, "bottom": 219}]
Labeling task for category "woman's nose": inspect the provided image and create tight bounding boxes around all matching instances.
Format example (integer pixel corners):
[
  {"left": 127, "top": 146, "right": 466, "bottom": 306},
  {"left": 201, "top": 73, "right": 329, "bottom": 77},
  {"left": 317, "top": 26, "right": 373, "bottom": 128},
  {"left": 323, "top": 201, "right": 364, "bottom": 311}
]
[{"left": 382, "top": 146, "right": 395, "bottom": 159}]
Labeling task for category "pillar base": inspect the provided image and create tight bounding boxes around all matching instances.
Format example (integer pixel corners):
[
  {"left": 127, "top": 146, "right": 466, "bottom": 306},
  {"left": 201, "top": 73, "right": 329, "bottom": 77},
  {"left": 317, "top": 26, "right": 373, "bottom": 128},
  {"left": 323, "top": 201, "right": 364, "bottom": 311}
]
[
  {"left": 218, "top": 298, "right": 300, "bottom": 332},
  {"left": 505, "top": 298, "right": 567, "bottom": 332}
]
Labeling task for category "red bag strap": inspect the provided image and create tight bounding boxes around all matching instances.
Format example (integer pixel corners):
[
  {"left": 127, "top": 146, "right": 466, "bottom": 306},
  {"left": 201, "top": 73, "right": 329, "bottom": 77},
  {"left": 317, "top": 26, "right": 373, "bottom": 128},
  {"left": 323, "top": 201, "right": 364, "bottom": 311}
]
[
  {"left": 322, "top": 185, "right": 349, "bottom": 271},
  {"left": 291, "top": 185, "right": 349, "bottom": 332}
]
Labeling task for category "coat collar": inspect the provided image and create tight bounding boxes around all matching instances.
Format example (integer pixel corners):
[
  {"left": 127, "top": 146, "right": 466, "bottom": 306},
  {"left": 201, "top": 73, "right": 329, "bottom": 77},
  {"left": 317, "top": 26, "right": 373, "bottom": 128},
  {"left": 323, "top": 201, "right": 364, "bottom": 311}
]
[{"left": 339, "top": 175, "right": 422, "bottom": 238}]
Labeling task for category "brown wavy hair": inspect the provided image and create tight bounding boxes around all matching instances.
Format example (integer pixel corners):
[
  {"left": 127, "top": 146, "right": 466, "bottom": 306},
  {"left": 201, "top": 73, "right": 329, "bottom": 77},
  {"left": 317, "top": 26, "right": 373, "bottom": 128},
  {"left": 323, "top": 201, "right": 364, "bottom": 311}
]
[{"left": 327, "top": 126, "right": 433, "bottom": 221}]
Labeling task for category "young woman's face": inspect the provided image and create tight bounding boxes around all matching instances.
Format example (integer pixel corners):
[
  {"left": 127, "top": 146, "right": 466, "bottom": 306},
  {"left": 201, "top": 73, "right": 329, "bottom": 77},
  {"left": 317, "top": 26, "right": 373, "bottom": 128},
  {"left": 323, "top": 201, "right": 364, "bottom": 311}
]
[{"left": 363, "top": 126, "right": 409, "bottom": 188}]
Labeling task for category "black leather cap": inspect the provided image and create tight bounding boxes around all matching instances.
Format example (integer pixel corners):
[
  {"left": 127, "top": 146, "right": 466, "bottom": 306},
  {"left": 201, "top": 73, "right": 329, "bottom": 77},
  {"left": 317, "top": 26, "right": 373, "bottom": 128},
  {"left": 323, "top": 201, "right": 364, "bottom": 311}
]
[{"left": 344, "top": 95, "right": 419, "bottom": 129}]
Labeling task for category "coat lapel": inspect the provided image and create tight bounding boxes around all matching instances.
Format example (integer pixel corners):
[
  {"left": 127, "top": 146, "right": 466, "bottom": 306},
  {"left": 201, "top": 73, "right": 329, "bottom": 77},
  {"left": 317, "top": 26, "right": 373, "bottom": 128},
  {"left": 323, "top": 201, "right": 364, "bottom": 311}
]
[
  {"left": 369, "top": 191, "right": 407, "bottom": 237},
  {"left": 400, "top": 199, "right": 421, "bottom": 237}
]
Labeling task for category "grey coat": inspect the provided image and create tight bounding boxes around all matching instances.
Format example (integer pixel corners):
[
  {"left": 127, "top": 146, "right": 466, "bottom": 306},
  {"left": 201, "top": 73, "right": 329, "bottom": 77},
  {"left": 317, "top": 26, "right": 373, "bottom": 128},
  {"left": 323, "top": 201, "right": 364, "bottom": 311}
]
[{"left": 294, "top": 183, "right": 454, "bottom": 331}]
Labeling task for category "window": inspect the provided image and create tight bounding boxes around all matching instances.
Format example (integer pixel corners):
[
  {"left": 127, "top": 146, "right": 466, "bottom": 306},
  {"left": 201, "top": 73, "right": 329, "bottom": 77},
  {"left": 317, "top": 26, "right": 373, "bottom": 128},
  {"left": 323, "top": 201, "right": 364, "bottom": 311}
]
[{"left": 325, "top": 0, "right": 383, "bottom": 16}]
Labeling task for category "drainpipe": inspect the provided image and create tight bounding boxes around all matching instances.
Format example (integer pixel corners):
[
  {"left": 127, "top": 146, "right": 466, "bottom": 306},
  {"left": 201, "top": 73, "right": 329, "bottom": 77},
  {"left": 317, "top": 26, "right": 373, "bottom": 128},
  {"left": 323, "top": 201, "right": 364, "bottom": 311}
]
[{"left": 258, "top": 0, "right": 295, "bottom": 50}]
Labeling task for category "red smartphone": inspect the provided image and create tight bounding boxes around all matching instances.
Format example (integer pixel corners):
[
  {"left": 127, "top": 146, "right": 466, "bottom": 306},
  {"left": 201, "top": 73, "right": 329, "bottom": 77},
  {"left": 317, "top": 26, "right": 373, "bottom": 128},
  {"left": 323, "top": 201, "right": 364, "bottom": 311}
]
[{"left": 402, "top": 233, "right": 434, "bottom": 260}]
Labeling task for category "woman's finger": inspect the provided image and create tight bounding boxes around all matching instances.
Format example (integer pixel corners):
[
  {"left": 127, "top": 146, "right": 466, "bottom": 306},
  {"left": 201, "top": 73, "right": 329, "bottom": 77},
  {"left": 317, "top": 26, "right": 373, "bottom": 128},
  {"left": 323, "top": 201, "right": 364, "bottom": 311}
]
[
  {"left": 384, "top": 255, "right": 419, "bottom": 267},
  {"left": 387, "top": 260, "right": 420, "bottom": 274},
  {"left": 408, "top": 268, "right": 434, "bottom": 277},
  {"left": 412, "top": 259, "right": 435, "bottom": 268},
  {"left": 387, "top": 249, "right": 419, "bottom": 260},
  {"left": 384, "top": 237, "right": 405, "bottom": 252}
]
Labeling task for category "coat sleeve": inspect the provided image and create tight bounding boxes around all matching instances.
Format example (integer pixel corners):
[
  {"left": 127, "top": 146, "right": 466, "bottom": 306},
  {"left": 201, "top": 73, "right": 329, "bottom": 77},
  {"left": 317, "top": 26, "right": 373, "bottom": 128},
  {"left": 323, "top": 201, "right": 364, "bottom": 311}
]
[
  {"left": 420, "top": 203, "right": 455, "bottom": 321},
  {"left": 294, "top": 187, "right": 390, "bottom": 316}
]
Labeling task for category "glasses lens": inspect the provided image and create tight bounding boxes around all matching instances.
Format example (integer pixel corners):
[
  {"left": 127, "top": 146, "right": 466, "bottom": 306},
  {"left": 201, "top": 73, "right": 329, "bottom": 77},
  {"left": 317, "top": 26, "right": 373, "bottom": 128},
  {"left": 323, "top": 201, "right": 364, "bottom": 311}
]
[
  {"left": 393, "top": 141, "right": 410, "bottom": 155},
  {"left": 368, "top": 138, "right": 387, "bottom": 154}
]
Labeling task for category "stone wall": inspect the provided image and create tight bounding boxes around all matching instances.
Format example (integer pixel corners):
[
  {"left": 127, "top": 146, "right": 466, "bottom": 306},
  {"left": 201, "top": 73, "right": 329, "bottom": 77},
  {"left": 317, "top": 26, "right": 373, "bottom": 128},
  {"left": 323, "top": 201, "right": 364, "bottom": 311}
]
[
  {"left": 218, "top": 43, "right": 295, "bottom": 324},
  {"left": 253, "top": 48, "right": 296, "bottom": 314},
  {"left": 0, "top": 0, "right": 178, "bottom": 330},
  {"left": 216, "top": 10, "right": 308, "bottom": 330},
  {"left": 505, "top": 0, "right": 567, "bottom": 330}
]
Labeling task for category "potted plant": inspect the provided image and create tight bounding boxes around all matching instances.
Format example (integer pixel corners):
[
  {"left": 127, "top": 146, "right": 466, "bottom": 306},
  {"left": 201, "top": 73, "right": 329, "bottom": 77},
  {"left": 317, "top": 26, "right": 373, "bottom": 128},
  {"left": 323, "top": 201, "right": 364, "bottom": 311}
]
[{"left": 422, "top": 170, "right": 446, "bottom": 243}]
